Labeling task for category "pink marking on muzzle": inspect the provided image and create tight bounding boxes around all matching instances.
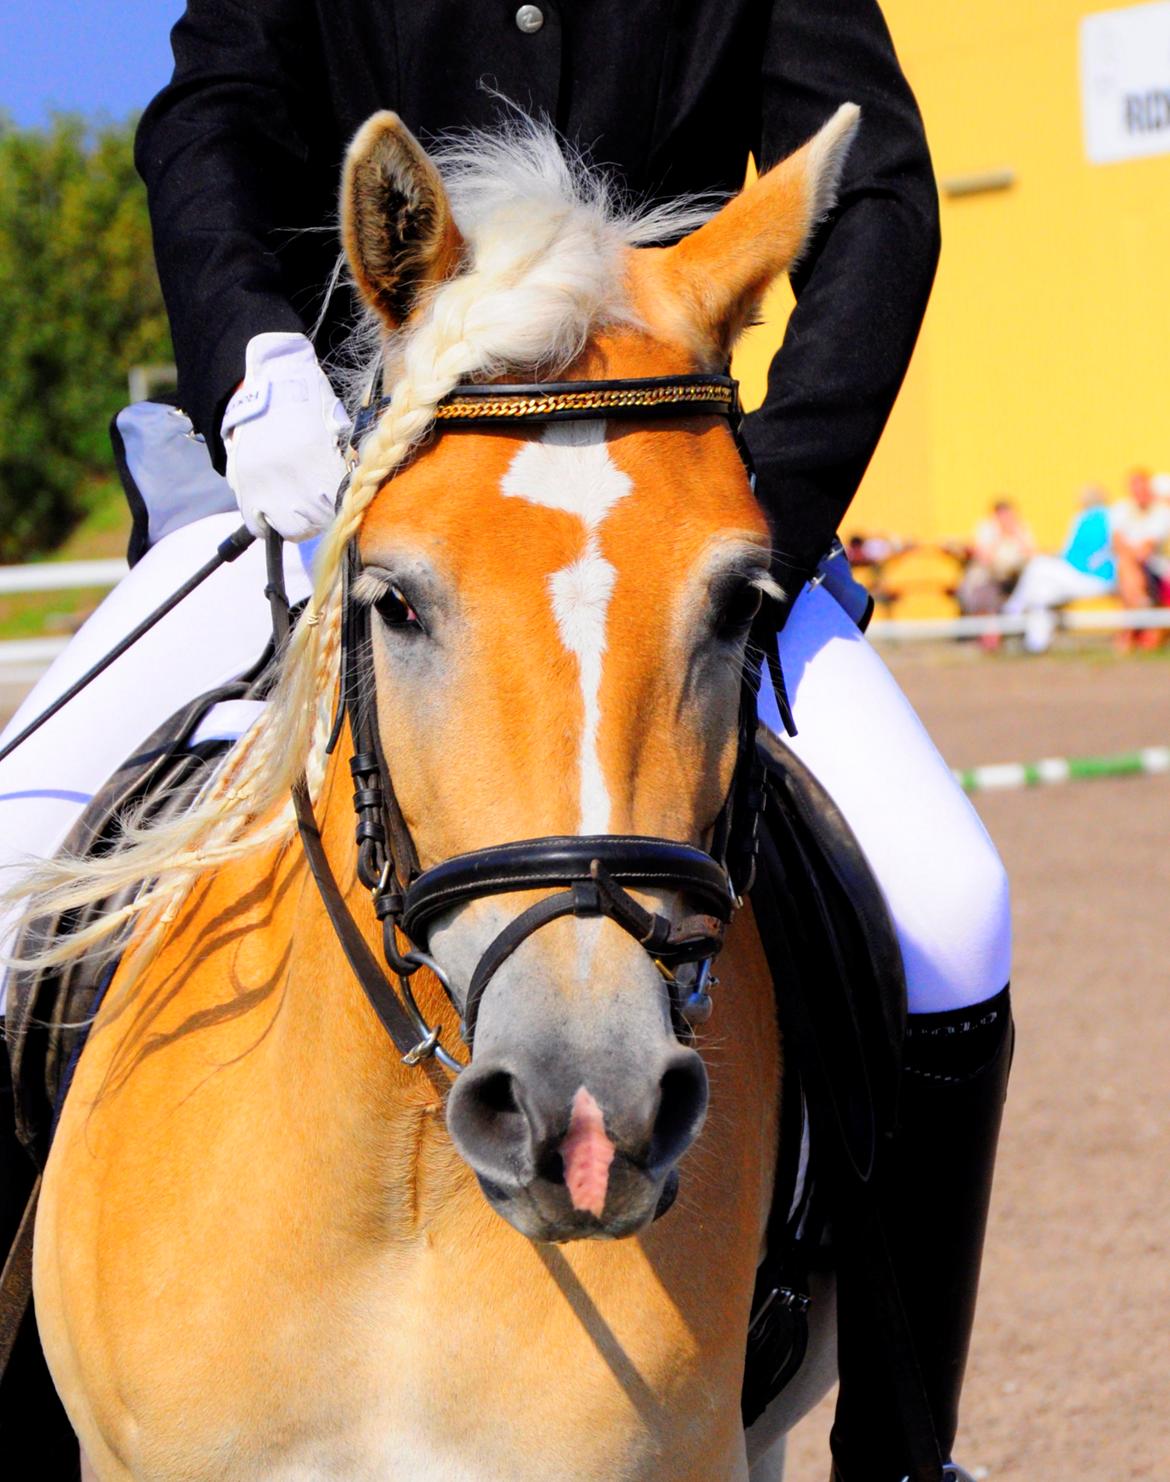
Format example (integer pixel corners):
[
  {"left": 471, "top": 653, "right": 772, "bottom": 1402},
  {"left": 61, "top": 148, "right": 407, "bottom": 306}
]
[{"left": 560, "top": 1086, "right": 615, "bottom": 1218}]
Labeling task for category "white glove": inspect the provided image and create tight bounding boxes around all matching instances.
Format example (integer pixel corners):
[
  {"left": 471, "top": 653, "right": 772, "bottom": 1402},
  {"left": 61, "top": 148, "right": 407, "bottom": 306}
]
[{"left": 222, "top": 332, "right": 351, "bottom": 541}]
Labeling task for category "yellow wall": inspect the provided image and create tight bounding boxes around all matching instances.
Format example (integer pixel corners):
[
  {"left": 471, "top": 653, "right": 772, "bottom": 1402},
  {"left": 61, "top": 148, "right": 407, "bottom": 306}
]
[{"left": 731, "top": 0, "right": 1170, "bottom": 550}]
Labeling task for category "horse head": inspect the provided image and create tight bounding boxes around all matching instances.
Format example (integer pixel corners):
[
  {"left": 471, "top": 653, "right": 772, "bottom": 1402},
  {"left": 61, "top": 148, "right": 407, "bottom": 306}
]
[{"left": 337, "top": 107, "right": 858, "bottom": 1242}]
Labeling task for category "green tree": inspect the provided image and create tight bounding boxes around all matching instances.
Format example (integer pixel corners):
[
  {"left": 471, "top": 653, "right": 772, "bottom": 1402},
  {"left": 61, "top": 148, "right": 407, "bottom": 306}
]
[{"left": 0, "top": 114, "right": 171, "bottom": 561}]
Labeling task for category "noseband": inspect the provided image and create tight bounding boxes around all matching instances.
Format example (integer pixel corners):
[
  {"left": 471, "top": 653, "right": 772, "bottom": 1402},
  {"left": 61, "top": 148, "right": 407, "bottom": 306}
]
[{"left": 290, "top": 373, "right": 771, "bottom": 1074}]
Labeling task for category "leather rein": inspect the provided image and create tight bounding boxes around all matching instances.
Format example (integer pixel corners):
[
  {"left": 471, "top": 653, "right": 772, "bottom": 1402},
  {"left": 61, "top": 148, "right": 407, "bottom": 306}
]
[{"left": 287, "top": 373, "right": 774, "bottom": 1074}]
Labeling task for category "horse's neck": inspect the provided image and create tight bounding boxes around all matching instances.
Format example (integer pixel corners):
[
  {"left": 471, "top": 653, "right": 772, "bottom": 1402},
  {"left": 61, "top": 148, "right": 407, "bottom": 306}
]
[{"left": 57, "top": 743, "right": 780, "bottom": 1478}]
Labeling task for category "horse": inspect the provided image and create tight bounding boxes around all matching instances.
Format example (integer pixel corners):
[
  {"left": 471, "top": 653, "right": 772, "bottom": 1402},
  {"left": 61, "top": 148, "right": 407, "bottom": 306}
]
[{"left": 27, "top": 102, "right": 859, "bottom": 1480}]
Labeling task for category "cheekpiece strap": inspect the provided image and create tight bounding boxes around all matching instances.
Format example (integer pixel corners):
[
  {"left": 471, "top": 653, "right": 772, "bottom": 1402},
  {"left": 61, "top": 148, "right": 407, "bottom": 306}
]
[{"left": 353, "top": 374, "right": 740, "bottom": 444}]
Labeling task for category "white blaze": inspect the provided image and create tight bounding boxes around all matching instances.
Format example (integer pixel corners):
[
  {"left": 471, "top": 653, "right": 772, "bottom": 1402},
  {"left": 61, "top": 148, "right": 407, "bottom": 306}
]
[{"left": 501, "top": 421, "right": 631, "bottom": 832}]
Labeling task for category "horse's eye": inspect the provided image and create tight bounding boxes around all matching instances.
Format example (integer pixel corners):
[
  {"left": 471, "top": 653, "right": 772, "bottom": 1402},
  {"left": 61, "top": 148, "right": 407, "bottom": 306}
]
[
  {"left": 713, "top": 581, "right": 763, "bottom": 636},
  {"left": 374, "top": 584, "right": 423, "bottom": 633}
]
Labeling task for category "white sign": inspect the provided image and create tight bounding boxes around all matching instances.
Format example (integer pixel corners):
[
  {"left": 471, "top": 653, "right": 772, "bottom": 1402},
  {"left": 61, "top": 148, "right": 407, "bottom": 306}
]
[{"left": 1080, "top": 1, "right": 1170, "bottom": 164}]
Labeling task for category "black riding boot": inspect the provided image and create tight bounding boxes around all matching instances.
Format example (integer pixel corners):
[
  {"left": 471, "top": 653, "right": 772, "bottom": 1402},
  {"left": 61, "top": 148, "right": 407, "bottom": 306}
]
[{"left": 829, "top": 986, "right": 1013, "bottom": 1482}]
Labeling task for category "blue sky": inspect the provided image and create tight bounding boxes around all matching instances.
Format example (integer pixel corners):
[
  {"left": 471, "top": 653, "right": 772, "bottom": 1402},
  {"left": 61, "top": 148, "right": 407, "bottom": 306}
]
[{"left": 2, "top": 1, "right": 176, "bottom": 125}]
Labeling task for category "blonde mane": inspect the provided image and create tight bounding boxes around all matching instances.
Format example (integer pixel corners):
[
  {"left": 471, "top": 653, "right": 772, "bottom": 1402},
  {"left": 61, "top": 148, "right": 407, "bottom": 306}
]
[{"left": 5, "top": 119, "right": 714, "bottom": 979}]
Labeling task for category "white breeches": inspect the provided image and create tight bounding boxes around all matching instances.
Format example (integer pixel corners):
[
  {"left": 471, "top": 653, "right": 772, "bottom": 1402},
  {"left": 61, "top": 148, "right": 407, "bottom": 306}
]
[
  {"left": 0, "top": 521, "right": 1010, "bottom": 1018},
  {"left": 0, "top": 515, "right": 314, "bottom": 1010},
  {"left": 761, "top": 583, "right": 1011, "bottom": 1014},
  {"left": 1002, "top": 555, "right": 1114, "bottom": 654},
  {"left": 1003, "top": 555, "right": 1112, "bottom": 613}
]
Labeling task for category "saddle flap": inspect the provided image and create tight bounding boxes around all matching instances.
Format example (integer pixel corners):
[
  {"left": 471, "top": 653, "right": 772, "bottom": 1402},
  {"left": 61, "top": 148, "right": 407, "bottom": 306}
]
[
  {"left": 743, "top": 727, "right": 908, "bottom": 1426},
  {"left": 4, "top": 680, "right": 262, "bottom": 1168},
  {"left": 753, "top": 727, "right": 906, "bottom": 1176}
]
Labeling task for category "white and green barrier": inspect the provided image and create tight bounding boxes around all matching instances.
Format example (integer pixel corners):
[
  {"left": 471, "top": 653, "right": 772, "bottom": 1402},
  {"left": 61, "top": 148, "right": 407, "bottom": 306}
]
[{"left": 955, "top": 746, "right": 1170, "bottom": 792}]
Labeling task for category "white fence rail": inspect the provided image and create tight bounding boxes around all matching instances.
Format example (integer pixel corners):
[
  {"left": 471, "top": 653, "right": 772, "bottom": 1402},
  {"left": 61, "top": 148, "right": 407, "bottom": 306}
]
[
  {"left": 0, "top": 560, "right": 1167, "bottom": 684},
  {"left": 0, "top": 562, "right": 125, "bottom": 687},
  {"left": 0, "top": 638, "right": 72, "bottom": 686},
  {"left": 869, "top": 606, "right": 1170, "bottom": 642},
  {"left": 0, "top": 560, "right": 126, "bottom": 596}
]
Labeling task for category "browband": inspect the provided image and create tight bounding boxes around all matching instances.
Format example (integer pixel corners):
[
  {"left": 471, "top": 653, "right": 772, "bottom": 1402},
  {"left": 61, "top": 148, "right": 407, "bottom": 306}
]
[{"left": 353, "top": 373, "right": 739, "bottom": 444}]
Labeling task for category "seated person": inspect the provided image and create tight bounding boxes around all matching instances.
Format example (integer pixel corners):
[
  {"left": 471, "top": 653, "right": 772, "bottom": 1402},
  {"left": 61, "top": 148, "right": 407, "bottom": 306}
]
[
  {"left": 957, "top": 498, "right": 1034, "bottom": 618},
  {"left": 1003, "top": 485, "right": 1115, "bottom": 653},
  {"left": 1112, "top": 469, "right": 1170, "bottom": 651}
]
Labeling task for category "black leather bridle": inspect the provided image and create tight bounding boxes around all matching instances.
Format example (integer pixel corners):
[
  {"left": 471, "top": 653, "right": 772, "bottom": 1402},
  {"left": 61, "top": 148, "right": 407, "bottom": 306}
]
[{"left": 288, "top": 373, "right": 777, "bottom": 1074}]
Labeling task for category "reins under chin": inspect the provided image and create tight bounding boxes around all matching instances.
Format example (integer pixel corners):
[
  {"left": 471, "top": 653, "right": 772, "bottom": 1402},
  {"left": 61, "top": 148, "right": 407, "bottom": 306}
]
[{"left": 283, "top": 373, "right": 782, "bottom": 1076}]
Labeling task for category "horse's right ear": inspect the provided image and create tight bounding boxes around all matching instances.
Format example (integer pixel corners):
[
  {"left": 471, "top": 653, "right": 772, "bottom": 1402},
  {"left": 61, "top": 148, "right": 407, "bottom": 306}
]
[
  {"left": 342, "top": 112, "right": 467, "bottom": 331},
  {"left": 633, "top": 104, "right": 860, "bottom": 368}
]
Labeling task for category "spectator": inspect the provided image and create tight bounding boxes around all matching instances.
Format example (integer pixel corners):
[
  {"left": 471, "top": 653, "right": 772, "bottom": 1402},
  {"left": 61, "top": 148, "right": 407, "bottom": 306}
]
[
  {"left": 957, "top": 500, "right": 1035, "bottom": 648},
  {"left": 1112, "top": 468, "right": 1170, "bottom": 651},
  {"left": 1002, "top": 484, "right": 1115, "bottom": 652},
  {"left": 846, "top": 533, "right": 869, "bottom": 566},
  {"left": 860, "top": 531, "right": 898, "bottom": 563}
]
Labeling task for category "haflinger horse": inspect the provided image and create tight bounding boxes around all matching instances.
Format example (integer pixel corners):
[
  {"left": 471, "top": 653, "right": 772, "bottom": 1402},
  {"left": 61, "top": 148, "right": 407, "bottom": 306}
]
[{"left": 30, "top": 102, "right": 859, "bottom": 1480}]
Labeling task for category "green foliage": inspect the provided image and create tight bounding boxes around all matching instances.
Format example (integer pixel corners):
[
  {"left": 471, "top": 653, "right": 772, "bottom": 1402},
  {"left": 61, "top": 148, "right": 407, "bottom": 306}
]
[{"left": 0, "top": 113, "right": 171, "bottom": 561}]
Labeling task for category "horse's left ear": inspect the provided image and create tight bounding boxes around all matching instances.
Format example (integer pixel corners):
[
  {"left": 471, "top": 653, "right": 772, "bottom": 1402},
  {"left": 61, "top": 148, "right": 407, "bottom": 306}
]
[
  {"left": 635, "top": 103, "right": 860, "bottom": 367},
  {"left": 342, "top": 112, "right": 467, "bottom": 331}
]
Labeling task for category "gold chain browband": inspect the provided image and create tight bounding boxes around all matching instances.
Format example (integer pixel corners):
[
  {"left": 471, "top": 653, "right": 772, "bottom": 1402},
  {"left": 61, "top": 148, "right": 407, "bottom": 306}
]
[
  {"left": 434, "top": 379, "right": 736, "bottom": 421},
  {"left": 352, "top": 374, "right": 741, "bottom": 443}
]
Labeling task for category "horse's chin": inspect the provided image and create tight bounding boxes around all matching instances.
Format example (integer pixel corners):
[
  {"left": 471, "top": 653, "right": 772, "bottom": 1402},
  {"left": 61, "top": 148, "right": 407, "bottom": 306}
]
[{"left": 474, "top": 1165, "right": 679, "bottom": 1243}]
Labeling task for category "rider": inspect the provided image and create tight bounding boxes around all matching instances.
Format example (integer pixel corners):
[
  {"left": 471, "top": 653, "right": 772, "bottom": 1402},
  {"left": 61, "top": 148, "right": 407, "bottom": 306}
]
[{"left": 0, "top": 4, "right": 1011, "bottom": 1477}]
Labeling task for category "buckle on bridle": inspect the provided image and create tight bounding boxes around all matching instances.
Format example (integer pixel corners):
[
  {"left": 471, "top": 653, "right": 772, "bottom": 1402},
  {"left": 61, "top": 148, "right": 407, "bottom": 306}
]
[
  {"left": 681, "top": 958, "right": 716, "bottom": 1026},
  {"left": 395, "top": 949, "right": 465, "bottom": 1073},
  {"left": 654, "top": 956, "right": 716, "bottom": 1027},
  {"left": 371, "top": 857, "right": 393, "bottom": 905},
  {"left": 402, "top": 1025, "right": 442, "bottom": 1066}
]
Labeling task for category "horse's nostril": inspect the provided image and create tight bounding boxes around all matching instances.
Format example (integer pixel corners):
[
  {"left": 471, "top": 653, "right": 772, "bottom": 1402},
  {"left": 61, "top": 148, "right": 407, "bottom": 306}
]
[
  {"left": 476, "top": 1069, "right": 520, "bottom": 1116},
  {"left": 649, "top": 1052, "right": 709, "bottom": 1171},
  {"left": 445, "top": 1063, "right": 535, "bottom": 1186},
  {"left": 536, "top": 1147, "right": 566, "bottom": 1185}
]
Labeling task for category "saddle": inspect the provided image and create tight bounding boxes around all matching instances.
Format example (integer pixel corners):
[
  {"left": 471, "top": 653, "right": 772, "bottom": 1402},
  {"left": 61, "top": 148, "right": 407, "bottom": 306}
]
[
  {"left": 4, "top": 674, "right": 269, "bottom": 1171},
  {"left": 743, "top": 726, "right": 906, "bottom": 1425}
]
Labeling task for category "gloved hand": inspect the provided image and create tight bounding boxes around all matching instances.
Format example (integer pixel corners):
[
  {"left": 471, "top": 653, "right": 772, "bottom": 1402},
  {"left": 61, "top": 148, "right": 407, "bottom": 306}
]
[{"left": 222, "top": 332, "right": 351, "bottom": 541}]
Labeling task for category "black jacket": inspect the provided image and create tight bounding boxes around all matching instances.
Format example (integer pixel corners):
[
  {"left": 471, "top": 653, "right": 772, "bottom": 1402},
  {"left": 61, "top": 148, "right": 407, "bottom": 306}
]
[{"left": 136, "top": 0, "right": 939, "bottom": 567}]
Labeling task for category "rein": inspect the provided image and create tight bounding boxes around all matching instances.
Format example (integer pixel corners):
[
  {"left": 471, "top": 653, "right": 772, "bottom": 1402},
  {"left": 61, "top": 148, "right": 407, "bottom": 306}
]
[{"left": 291, "top": 373, "right": 771, "bottom": 1073}]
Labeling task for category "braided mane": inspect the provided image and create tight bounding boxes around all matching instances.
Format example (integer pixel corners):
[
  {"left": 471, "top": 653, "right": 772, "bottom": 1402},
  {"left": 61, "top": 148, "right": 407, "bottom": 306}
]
[{"left": 4, "top": 119, "right": 714, "bottom": 979}]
